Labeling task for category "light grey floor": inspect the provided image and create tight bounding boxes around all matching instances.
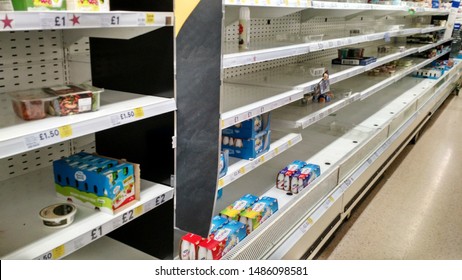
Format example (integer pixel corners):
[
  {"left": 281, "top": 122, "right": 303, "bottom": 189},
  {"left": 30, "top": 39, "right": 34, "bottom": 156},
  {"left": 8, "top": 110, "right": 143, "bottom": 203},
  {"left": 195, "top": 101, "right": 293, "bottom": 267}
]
[{"left": 317, "top": 93, "right": 462, "bottom": 260}]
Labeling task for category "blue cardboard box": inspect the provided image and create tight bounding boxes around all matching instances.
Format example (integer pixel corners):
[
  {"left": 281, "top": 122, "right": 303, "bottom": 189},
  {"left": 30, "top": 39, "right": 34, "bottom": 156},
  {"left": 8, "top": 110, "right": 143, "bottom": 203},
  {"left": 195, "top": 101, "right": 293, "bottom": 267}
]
[
  {"left": 53, "top": 153, "right": 140, "bottom": 214},
  {"left": 222, "top": 130, "right": 271, "bottom": 160},
  {"left": 222, "top": 112, "right": 271, "bottom": 138},
  {"left": 212, "top": 220, "right": 247, "bottom": 256}
]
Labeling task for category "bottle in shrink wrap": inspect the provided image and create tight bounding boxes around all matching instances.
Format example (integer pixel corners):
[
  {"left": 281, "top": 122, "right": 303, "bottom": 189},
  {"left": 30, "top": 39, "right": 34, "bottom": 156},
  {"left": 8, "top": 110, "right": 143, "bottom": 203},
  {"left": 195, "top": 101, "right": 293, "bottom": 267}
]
[
  {"left": 179, "top": 233, "right": 203, "bottom": 260},
  {"left": 238, "top": 7, "right": 250, "bottom": 50}
]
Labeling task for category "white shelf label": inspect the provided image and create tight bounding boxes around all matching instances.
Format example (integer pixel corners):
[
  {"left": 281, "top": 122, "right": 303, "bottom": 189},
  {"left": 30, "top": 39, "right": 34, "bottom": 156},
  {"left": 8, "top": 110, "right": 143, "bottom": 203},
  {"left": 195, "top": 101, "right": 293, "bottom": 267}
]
[
  {"left": 25, "top": 125, "right": 73, "bottom": 149},
  {"left": 40, "top": 13, "right": 67, "bottom": 28},
  {"left": 101, "top": 14, "right": 121, "bottom": 27}
]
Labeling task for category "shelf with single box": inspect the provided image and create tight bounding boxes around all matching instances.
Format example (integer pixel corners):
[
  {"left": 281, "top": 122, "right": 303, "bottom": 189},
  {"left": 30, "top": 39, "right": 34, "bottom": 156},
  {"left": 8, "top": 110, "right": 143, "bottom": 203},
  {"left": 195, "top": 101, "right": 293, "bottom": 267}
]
[{"left": 0, "top": 164, "right": 173, "bottom": 259}]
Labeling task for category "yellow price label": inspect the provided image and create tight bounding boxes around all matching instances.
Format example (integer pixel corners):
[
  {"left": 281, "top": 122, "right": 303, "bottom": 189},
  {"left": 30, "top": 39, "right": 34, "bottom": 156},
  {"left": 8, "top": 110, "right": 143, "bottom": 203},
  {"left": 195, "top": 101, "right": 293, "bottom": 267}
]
[
  {"left": 267, "top": 0, "right": 271, "bottom": 5},
  {"left": 229, "top": 0, "right": 235, "bottom": 3},
  {"left": 328, "top": 196, "right": 334, "bottom": 203},
  {"left": 51, "top": 245, "right": 65, "bottom": 260},
  {"left": 241, "top": 0, "right": 247, "bottom": 3},
  {"left": 307, "top": 217, "right": 313, "bottom": 225},
  {"left": 288, "top": 140, "right": 293, "bottom": 146},
  {"left": 218, "top": 179, "right": 224, "bottom": 187},
  {"left": 146, "top": 13, "right": 155, "bottom": 25},
  {"left": 275, "top": 147, "right": 279, "bottom": 154},
  {"left": 255, "top": 0, "right": 259, "bottom": 4},
  {"left": 261, "top": 155, "right": 265, "bottom": 162},
  {"left": 297, "top": 0, "right": 301, "bottom": 6},
  {"left": 221, "top": 120, "right": 225, "bottom": 128},
  {"left": 239, "top": 167, "right": 246, "bottom": 174},
  {"left": 284, "top": 0, "right": 289, "bottom": 5},
  {"left": 134, "top": 107, "right": 144, "bottom": 118},
  {"left": 134, "top": 205, "right": 144, "bottom": 217},
  {"left": 58, "top": 125, "right": 73, "bottom": 139}
]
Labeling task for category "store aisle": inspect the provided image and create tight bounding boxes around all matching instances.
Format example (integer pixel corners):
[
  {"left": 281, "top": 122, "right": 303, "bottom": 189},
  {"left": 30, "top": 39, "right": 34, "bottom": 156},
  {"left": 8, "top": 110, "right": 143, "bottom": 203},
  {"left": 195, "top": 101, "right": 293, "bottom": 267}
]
[{"left": 317, "top": 93, "right": 462, "bottom": 260}]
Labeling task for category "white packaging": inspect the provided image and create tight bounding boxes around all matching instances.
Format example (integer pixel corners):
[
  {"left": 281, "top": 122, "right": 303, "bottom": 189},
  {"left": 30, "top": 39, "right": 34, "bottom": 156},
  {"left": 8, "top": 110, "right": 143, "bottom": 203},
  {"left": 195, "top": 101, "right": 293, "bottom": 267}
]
[
  {"left": 0, "top": 0, "right": 13, "bottom": 11},
  {"left": 238, "top": 7, "right": 250, "bottom": 50},
  {"left": 180, "top": 240, "right": 191, "bottom": 260}
]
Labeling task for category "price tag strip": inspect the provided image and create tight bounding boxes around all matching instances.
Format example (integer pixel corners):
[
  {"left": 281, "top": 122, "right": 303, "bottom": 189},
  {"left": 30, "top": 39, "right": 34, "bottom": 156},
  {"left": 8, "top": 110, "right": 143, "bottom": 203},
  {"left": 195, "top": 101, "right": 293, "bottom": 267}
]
[
  {"left": 218, "top": 133, "right": 302, "bottom": 189},
  {"left": 34, "top": 186, "right": 173, "bottom": 260},
  {"left": 221, "top": 89, "right": 303, "bottom": 129},
  {"left": 0, "top": 11, "right": 172, "bottom": 31}
]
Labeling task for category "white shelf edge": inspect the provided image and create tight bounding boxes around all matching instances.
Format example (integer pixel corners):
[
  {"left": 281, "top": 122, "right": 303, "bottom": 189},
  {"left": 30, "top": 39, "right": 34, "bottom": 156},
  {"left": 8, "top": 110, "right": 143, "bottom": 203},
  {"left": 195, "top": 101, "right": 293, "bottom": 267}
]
[
  {"left": 361, "top": 49, "right": 451, "bottom": 100},
  {"left": 0, "top": 11, "right": 173, "bottom": 32},
  {"left": 221, "top": 88, "right": 304, "bottom": 129},
  {"left": 218, "top": 133, "right": 302, "bottom": 189},
  {"left": 2, "top": 179, "right": 174, "bottom": 260},
  {"left": 225, "top": 0, "right": 311, "bottom": 8},
  {"left": 0, "top": 91, "right": 176, "bottom": 159},
  {"left": 297, "top": 92, "right": 361, "bottom": 129},
  {"left": 223, "top": 26, "right": 447, "bottom": 68}
]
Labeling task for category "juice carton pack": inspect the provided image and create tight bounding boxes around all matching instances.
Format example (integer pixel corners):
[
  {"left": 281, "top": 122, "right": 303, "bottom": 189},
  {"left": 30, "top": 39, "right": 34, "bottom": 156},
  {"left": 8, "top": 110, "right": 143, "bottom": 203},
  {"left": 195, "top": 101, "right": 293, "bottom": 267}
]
[
  {"left": 290, "top": 163, "right": 321, "bottom": 194},
  {"left": 220, "top": 194, "right": 259, "bottom": 221},
  {"left": 212, "top": 220, "right": 247, "bottom": 257},
  {"left": 53, "top": 153, "right": 140, "bottom": 214},
  {"left": 179, "top": 233, "right": 203, "bottom": 260},
  {"left": 240, "top": 196, "right": 278, "bottom": 234},
  {"left": 209, "top": 215, "right": 229, "bottom": 236},
  {"left": 197, "top": 238, "right": 226, "bottom": 260},
  {"left": 276, "top": 160, "right": 307, "bottom": 190},
  {"left": 12, "top": 0, "right": 67, "bottom": 11}
]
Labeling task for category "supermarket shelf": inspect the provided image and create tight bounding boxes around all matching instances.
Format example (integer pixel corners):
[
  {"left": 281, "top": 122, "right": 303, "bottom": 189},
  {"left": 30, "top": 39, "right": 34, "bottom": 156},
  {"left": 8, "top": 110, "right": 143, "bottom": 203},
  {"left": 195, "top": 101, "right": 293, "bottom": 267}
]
[
  {"left": 268, "top": 62, "right": 461, "bottom": 260},
  {"left": 221, "top": 83, "right": 304, "bottom": 129},
  {"left": 221, "top": 59, "right": 462, "bottom": 260},
  {"left": 223, "top": 26, "right": 446, "bottom": 68},
  {"left": 218, "top": 132, "right": 302, "bottom": 190},
  {"left": 0, "top": 165, "right": 174, "bottom": 259},
  {"left": 0, "top": 11, "right": 173, "bottom": 32},
  {"left": 226, "top": 40, "right": 450, "bottom": 93},
  {"left": 225, "top": 44, "right": 450, "bottom": 131},
  {"left": 224, "top": 1, "right": 310, "bottom": 25},
  {"left": 225, "top": 0, "right": 311, "bottom": 8},
  {"left": 0, "top": 90, "right": 176, "bottom": 159},
  {"left": 64, "top": 236, "right": 158, "bottom": 260}
]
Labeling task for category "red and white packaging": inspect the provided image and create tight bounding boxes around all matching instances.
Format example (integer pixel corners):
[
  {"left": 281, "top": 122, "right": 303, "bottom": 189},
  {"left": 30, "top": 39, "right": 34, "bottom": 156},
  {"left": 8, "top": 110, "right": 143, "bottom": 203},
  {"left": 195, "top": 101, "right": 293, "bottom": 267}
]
[
  {"left": 197, "top": 238, "right": 226, "bottom": 260},
  {"left": 179, "top": 233, "right": 203, "bottom": 260}
]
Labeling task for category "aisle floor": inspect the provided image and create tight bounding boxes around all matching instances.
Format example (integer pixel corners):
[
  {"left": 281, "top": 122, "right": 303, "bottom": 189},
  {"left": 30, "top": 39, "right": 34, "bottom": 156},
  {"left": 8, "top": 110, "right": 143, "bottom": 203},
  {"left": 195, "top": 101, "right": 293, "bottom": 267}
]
[{"left": 317, "top": 93, "right": 462, "bottom": 260}]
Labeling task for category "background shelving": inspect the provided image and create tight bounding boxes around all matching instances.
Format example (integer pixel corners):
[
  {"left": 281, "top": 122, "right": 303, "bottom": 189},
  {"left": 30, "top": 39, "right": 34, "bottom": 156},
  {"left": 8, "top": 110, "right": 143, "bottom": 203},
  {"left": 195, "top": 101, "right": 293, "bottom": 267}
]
[{"left": 171, "top": 1, "right": 460, "bottom": 260}]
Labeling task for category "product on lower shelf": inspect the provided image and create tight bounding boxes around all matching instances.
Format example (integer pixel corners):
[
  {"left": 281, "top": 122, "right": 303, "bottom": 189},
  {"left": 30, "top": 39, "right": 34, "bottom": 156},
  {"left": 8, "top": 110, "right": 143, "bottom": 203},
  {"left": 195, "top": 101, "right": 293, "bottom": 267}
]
[
  {"left": 53, "top": 152, "right": 140, "bottom": 214},
  {"left": 239, "top": 196, "right": 278, "bottom": 234},
  {"left": 179, "top": 233, "right": 203, "bottom": 260},
  {"left": 209, "top": 215, "right": 229, "bottom": 237},
  {"left": 290, "top": 164, "right": 321, "bottom": 194},
  {"left": 276, "top": 160, "right": 307, "bottom": 190},
  {"left": 220, "top": 193, "right": 259, "bottom": 221},
  {"left": 219, "top": 150, "right": 229, "bottom": 178}
]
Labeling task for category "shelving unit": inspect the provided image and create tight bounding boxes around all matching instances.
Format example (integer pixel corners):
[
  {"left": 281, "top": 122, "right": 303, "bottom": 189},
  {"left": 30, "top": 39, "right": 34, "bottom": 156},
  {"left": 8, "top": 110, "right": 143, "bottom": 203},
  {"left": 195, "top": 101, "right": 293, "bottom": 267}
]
[
  {"left": 174, "top": 0, "right": 460, "bottom": 260},
  {"left": 0, "top": 1, "right": 175, "bottom": 260}
]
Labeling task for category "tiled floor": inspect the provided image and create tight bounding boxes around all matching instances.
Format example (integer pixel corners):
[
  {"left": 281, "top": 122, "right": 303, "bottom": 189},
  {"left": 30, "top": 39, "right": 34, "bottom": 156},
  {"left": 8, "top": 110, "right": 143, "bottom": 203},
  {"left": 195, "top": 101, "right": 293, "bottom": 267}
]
[{"left": 317, "top": 93, "right": 462, "bottom": 260}]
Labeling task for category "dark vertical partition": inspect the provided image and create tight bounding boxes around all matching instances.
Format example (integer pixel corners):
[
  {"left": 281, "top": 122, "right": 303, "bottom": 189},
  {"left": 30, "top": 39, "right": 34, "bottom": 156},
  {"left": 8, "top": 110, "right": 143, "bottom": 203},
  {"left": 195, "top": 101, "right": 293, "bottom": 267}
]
[{"left": 175, "top": 0, "right": 223, "bottom": 237}]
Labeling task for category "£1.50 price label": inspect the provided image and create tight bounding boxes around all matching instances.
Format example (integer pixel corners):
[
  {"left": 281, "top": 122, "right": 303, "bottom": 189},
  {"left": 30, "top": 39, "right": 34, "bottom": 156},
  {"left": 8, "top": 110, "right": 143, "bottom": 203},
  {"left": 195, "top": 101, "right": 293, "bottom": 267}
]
[
  {"left": 24, "top": 125, "right": 73, "bottom": 149},
  {"left": 111, "top": 108, "right": 145, "bottom": 127}
]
